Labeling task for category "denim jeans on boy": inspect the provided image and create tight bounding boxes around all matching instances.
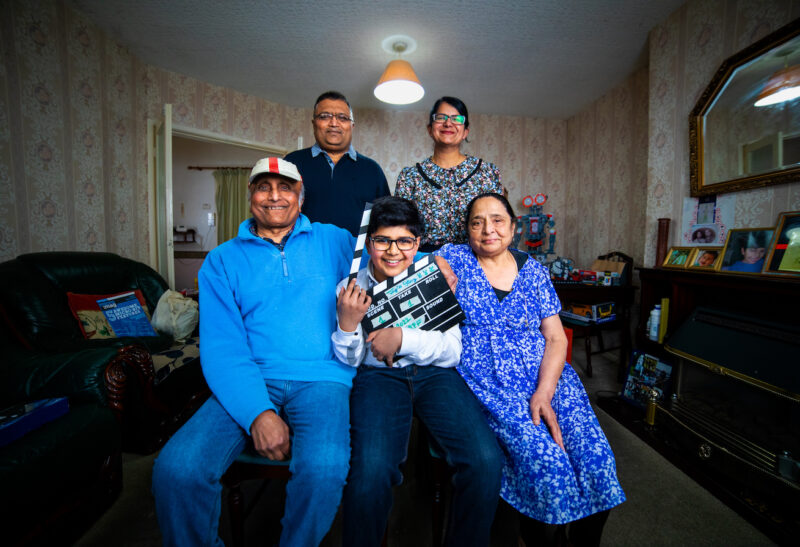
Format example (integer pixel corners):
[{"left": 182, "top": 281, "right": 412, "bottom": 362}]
[
  {"left": 152, "top": 380, "right": 350, "bottom": 547},
  {"left": 342, "top": 365, "right": 503, "bottom": 547}
]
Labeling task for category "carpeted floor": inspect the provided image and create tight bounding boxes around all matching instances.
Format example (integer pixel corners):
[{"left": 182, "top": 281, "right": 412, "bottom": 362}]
[{"left": 76, "top": 348, "right": 773, "bottom": 546}]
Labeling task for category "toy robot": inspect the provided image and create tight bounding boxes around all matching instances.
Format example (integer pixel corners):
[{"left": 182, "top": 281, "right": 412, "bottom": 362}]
[{"left": 512, "top": 193, "right": 556, "bottom": 264}]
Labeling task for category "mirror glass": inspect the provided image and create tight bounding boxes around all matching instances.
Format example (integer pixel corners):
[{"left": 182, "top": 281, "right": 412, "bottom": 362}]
[{"left": 690, "top": 22, "right": 800, "bottom": 196}]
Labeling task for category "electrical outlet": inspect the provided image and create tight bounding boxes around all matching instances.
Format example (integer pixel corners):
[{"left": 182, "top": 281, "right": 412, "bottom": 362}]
[{"left": 208, "top": 212, "right": 216, "bottom": 227}]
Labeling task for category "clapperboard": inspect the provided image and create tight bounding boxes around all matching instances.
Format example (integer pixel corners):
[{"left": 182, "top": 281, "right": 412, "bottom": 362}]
[
  {"left": 360, "top": 256, "right": 465, "bottom": 334},
  {"left": 347, "top": 202, "right": 464, "bottom": 335}
]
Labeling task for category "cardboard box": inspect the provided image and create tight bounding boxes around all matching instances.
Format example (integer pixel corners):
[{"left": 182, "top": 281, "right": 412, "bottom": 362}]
[
  {"left": 591, "top": 258, "right": 628, "bottom": 284},
  {"left": 561, "top": 301, "right": 616, "bottom": 321}
]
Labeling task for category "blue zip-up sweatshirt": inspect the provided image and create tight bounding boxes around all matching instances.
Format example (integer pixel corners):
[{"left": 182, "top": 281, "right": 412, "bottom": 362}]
[{"left": 198, "top": 215, "right": 356, "bottom": 433}]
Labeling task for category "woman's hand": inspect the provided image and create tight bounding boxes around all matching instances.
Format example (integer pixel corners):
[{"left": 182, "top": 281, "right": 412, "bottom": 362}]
[
  {"left": 530, "top": 390, "right": 565, "bottom": 451},
  {"left": 337, "top": 279, "right": 371, "bottom": 332},
  {"left": 366, "top": 327, "right": 402, "bottom": 367},
  {"left": 434, "top": 256, "right": 458, "bottom": 293}
]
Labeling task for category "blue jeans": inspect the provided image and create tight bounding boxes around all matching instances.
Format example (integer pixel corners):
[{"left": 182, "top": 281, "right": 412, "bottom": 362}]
[
  {"left": 342, "top": 365, "right": 503, "bottom": 547},
  {"left": 152, "top": 380, "right": 350, "bottom": 547}
]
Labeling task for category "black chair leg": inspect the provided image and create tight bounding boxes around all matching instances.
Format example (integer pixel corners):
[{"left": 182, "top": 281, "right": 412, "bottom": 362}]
[
  {"left": 584, "top": 334, "right": 593, "bottom": 377},
  {"left": 227, "top": 475, "right": 245, "bottom": 547},
  {"left": 431, "top": 456, "right": 448, "bottom": 546}
]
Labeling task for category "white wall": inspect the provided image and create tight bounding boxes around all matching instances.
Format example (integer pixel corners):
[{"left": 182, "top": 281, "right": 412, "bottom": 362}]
[{"left": 171, "top": 136, "right": 265, "bottom": 289}]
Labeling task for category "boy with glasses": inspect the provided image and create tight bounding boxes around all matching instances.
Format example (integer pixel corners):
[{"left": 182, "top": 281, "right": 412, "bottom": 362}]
[
  {"left": 285, "top": 90, "right": 390, "bottom": 237},
  {"left": 333, "top": 196, "right": 503, "bottom": 547}
]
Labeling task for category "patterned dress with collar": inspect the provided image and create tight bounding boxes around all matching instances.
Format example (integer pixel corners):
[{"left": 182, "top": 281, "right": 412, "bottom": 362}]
[{"left": 395, "top": 155, "right": 503, "bottom": 247}]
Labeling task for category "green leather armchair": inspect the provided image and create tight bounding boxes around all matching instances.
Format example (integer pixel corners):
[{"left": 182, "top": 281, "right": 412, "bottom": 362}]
[
  {"left": 0, "top": 328, "right": 123, "bottom": 545},
  {"left": 0, "top": 252, "right": 209, "bottom": 453}
]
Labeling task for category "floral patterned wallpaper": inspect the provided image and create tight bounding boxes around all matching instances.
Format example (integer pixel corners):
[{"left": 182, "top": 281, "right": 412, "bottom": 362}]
[
  {"left": 644, "top": 0, "right": 800, "bottom": 266},
  {"left": 3, "top": 0, "right": 797, "bottom": 275},
  {"left": 565, "top": 68, "right": 649, "bottom": 270},
  {"left": 0, "top": 0, "right": 577, "bottom": 267}
]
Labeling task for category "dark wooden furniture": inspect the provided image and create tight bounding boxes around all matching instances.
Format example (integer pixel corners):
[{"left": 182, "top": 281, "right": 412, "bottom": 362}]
[
  {"left": 627, "top": 267, "right": 800, "bottom": 544},
  {"left": 222, "top": 448, "right": 390, "bottom": 547},
  {"left": 635, "top": 267, "right": 800, "bottom": 349},
  {"left": 554, "top": 283, "right": 635, "bottom": 379},
  {"left": 221, "top": 448, "right": 292, "bottom": 547}
]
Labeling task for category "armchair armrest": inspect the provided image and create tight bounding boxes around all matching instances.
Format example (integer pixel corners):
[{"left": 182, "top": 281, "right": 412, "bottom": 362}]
[{"left": 1, "top": 345, "right": 122, "bottom": 407}]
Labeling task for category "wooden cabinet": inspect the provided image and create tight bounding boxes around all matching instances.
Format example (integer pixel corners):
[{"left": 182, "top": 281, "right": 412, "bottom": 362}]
[
  {"left": 629, "top": 267, "right": 800, "bottom": 544},
  {"left": 635, "top": 267, "right": 800, "bottom": 348}
]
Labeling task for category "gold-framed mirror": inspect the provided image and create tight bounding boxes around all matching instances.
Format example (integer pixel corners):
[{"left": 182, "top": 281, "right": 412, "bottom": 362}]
[{"left": 690, "top": 19, "right": 800, "bottom": 196}]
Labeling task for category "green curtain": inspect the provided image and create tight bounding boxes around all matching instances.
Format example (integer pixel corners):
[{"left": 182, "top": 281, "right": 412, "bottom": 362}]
[{"left": 213, "top": 168, "right": 250, "bottom": 243}]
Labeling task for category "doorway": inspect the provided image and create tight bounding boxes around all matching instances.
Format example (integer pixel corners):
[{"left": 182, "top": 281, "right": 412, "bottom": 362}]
[
  {"left": 148, "top": 106, "right": 285, "bottom": 289},
  {"left": 171, "top": 136, "right": 268, "bottom": 291}
]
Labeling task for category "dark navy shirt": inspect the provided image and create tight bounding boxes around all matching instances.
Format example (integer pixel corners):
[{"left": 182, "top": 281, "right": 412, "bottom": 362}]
[{"left": 284, "top": 146, "right": 390, "bottom": 236}]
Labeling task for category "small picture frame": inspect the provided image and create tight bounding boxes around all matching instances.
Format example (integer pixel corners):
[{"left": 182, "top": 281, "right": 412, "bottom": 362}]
[
  {"left": 662, "top": 247, "right": 693, "bottom": 268},
  {"left": 687, "top": 246, "right": 723, "bottom": 270},
  {"left": 717, "top": 227, "right": 774, "bottom": 274},
  {"left": 764, "top": 211, "right": 800, "bottom": 276},
  {"left": 621, "top": 351, "right": 673, "bottom": 409}
]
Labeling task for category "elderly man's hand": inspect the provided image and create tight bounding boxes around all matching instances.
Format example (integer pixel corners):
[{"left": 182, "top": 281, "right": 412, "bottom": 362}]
[
  {"left": 434, "top": 256, "right": 458, "bottom": 293},
  {"left": 337, "top": 279, "right": 372, "bottom": 332},
  {"left": 250, "top": 410, "right": 291, "bottom": 460},
  {"left": 366, "top": 327, "right": 402, "bottom": 367}
]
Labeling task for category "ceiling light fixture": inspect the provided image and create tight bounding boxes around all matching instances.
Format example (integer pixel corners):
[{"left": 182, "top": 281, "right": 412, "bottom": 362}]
[
  {"left": 754, "top": 57, "right": 800, "bottom": 107},
  {"left": 374, "top": 35, "right": 424, "bottom": 105}
]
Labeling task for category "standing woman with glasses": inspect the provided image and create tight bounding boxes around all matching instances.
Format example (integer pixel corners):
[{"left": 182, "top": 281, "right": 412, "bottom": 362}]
[{"left": 395, "top": 96, "right": 504, "bottom": 252}]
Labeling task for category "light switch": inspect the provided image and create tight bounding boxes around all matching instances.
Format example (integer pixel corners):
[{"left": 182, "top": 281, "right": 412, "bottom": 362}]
[{"left": 208, "top": 212, "right": 216, "bottom": 226}]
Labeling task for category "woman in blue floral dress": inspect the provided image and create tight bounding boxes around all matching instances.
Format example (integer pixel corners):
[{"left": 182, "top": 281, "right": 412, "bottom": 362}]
[{"left": 437, "top": 193, "right": 625, "bottom": 546}]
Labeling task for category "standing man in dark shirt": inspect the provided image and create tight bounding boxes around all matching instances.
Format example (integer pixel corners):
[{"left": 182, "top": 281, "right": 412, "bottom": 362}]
[{"left": 285, "top": 91, "right": 390, "bottom": 236}]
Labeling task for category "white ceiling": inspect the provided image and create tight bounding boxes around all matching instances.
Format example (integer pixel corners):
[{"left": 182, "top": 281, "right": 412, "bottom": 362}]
[{"left": 67, "top": 0, "right": 685, "bottom": 119}]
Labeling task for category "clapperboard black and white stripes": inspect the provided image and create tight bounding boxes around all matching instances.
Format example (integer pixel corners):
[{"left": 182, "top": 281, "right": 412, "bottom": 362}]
[
  {"left": 360, "top": 255, "right": 465, "bottom": 335},
  {"left": 348, "top": 202, "right": 373, "bottom": 282}
]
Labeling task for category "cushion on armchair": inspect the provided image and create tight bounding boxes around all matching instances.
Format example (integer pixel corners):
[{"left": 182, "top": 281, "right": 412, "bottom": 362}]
[
  {"left": 67, "top": 290, "right": 153, "bottom": 339},
  {"left": 1, "top": 253, "right": 173, "bottom": 353}
]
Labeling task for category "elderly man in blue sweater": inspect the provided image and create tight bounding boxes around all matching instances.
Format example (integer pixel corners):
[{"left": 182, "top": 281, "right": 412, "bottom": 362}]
[
  {"left": 285, "top": 91, "right": 390, "bottom": 236},
  {"left": 152, "top": 157, "right": 356, "bottom": 547}
]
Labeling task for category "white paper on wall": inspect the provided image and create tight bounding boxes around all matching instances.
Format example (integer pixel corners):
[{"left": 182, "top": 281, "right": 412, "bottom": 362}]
[{"left": 681, "top": 194, "right": 735, "bottom": 246}]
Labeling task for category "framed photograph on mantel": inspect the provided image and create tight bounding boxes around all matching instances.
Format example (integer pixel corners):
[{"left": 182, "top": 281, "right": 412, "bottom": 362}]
[
  {"left": 717, "top": 227, "right": 775, "bottom": 274},
  {"left": 687, "top": 246, "right": 723, "bottom": 270},
  {"left": 764, "top": 211, "right": 800, "bottom": 276},
  {"left": 662, "top": 247, "right": 693, "bottom": 268}
]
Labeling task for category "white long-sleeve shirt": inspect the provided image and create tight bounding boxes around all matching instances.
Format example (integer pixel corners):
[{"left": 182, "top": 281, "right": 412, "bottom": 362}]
[{"left": 331, "top": 264, "right": 461, "bottom": 369}]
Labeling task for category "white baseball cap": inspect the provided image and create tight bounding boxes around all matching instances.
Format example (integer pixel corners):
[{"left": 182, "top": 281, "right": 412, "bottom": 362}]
[{"left": 249, "top": 157, "right": 302, "bottom": 184}]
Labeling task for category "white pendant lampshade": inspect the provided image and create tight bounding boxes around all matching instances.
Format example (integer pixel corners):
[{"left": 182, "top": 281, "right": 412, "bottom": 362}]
[
  {"left": 374, "top": 59, "right": 425, "bottom": 105},
  {"left": 754, "top": 63, "right": 800, "bottom": 107},
  {"left": 374, "top": 36, "right": 424, "bottom": 105}
]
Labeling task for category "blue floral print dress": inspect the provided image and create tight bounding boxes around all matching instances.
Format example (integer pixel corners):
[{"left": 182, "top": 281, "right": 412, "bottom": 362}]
[{"left": 437, "top": 244, "right": 626, "bottom": 523}]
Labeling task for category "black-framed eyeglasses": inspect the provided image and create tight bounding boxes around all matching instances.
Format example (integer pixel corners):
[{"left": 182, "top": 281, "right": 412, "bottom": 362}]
[
  {"left": 314, "top": 112, "right": 352, "bottom": 123},
  {"left": 431, "top": 113, "right": 466, "bottom": 125},
  {"left": 369, "top": 236, "right": 417, "bottom": 251}
]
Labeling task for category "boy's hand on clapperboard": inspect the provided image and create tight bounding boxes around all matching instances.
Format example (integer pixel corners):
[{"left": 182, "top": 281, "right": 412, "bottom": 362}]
[
  {"left": 366, "top": 328, "right": 402, "bottom": 367},
  {"left": 337, "top": 279, "right": 372, "bottom": 332},
  {"left": 434, "top": 256, "right": 458, "bottom": 293}
]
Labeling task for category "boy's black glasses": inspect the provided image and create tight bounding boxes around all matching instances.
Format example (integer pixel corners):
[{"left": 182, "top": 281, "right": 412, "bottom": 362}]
[{"left": 369, "top": 237, "right": 417, "bottom": 251}]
